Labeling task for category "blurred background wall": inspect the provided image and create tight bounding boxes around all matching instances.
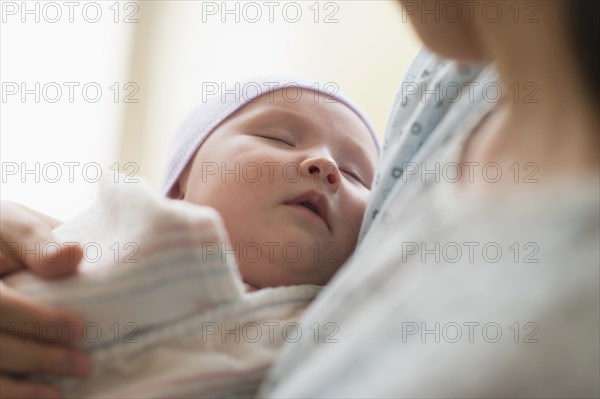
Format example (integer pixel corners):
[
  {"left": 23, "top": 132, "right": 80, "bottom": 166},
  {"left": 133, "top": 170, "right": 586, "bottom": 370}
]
[{"left": 1, "top": 0, "right": 421, "bottom": 219}]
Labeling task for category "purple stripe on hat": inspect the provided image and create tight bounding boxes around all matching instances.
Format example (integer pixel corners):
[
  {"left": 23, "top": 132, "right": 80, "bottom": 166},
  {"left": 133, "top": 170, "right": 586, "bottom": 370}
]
[{"left": 161, "top": 77, "right": 380, "bottom": 197}]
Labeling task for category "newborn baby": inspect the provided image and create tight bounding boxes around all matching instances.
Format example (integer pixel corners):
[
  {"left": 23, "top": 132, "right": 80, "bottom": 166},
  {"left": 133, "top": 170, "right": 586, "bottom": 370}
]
[
  {"left": 164, "top": 79, "right": 379, "bottom": 290},
  {"left": 6, "top": 79, "right": 379, "bottom": 398}
]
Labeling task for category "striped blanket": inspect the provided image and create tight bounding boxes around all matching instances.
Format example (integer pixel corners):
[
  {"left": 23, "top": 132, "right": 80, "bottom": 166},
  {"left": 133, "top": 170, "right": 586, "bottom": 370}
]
[{"left": 6, "top": 178, "right": 320, "bottom": 398}]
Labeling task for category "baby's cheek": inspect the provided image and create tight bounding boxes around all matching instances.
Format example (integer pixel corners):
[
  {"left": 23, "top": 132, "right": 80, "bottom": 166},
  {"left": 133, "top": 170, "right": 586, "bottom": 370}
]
[{"left": 344, "top": 197, "right": 367, "bottom": 238}]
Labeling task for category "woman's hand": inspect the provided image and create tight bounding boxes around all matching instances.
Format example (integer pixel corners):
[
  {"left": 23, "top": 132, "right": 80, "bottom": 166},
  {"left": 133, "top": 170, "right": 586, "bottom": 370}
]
[
  {"left": 0, "top": 201, "right": 81, "bottom": 277},
  {"left": 0, "top": 201, "right": 91, "bottom": 398},
  {"left": 0, "top": 284, "right": 91, "bottom": 398}
]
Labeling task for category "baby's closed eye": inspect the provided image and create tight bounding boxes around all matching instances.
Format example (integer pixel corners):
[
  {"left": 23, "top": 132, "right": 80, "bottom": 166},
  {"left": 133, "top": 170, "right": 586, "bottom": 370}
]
[
  {"left": 340, "top": 169, "right": 369, "bottom": 189},
  {"left": 256, "top": 134, "right": 295, "bottom": 147}
]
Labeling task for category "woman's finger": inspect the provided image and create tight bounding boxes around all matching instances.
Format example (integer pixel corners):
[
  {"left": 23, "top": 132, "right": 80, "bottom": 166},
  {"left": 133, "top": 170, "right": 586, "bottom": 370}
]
[
  {"left": 0, "top": 376, "right": 61, "bottom": 399},
  {"left": 0, "top": 284, "right": 84, "bottom": 345},
  {"left": 0, "top": 334, "right": 91, "bottom": 378},
  {"left": 0, "top": 247, "right": 22, "bottom": 276},
  {"left": 0, "top": 202, "right": 82, "bottom": 278},
  {"left": 14, "top": 203, "right": 63, "bottom": 229}
]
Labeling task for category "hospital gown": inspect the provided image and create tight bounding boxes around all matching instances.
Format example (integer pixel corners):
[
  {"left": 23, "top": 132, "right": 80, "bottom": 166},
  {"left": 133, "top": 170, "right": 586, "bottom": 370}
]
[{"left": 259, "top": 47, "right": 600, "bottom": 398}]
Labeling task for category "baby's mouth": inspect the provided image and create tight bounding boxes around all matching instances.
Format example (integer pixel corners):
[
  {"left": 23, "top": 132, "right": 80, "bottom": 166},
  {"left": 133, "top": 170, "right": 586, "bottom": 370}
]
[
  {"left": 286, "top": 191, "right": 331, "bottom": 232},
  {"left": 298, "top": 201, "right": 318, "bottom": 214}
]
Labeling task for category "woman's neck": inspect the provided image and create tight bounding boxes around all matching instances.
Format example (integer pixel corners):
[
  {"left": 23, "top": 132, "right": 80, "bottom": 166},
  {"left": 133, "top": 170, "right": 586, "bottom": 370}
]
[{"left": 463, "top": 3, "right": 599, "bottom": 182}]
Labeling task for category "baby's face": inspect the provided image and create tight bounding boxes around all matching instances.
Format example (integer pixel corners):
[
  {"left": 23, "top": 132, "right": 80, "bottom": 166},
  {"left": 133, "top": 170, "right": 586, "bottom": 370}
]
[{"left": 179, "top": 89, "right": 378, "bottom": 288}]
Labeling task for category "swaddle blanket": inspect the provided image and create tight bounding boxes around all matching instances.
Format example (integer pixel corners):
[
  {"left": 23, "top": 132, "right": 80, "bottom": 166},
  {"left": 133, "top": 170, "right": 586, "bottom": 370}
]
[{"left": 5, "top": 177, "right": 321, "bottom": 398}]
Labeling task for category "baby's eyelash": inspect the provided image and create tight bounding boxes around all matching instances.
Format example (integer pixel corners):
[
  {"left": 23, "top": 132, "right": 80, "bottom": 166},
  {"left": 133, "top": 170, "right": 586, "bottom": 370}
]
[
  {"left": 258, "top": 135, "right": 295, "bottom": 147},
  {"left": 341, "top": 170, "right": 366, "bottom": 186}
]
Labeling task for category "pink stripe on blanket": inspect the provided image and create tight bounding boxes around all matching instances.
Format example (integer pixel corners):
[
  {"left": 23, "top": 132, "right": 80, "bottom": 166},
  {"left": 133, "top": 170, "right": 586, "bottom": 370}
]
[
  {"left": 135, "top": 235, "right": 225, "bottom": 260},
  {"left": 121, "top": 362, "right": 272, "bottom": 397}
]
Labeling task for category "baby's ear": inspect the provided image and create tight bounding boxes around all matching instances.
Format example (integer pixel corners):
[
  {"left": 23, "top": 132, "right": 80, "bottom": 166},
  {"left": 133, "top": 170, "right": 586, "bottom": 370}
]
[
  {"left": 170, "top": 164, "right": 191, "bottom": 200},
  {"left": 169, "top": 183, "right": 184, "bottom": 200}
]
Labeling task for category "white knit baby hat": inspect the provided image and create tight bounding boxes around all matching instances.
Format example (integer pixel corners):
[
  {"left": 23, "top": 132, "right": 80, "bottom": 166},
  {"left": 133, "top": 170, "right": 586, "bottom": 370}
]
[{"left": 161, "top": 77, "right": 380, "bottom": 197}]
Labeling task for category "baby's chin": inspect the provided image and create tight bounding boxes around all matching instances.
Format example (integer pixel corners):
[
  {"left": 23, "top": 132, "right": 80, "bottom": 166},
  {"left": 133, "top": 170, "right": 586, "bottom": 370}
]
[{"left": 237, "top": 254, "right": 343, "bottom": 290}]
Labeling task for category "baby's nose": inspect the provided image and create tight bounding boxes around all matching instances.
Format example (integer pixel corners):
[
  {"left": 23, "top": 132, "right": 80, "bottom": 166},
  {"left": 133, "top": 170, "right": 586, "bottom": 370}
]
[{"left": 301, "top": 158, "right": 341, "bottom": 191}]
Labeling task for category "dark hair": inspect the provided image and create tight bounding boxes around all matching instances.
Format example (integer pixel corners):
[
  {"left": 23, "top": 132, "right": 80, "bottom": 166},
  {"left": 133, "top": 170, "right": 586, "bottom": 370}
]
[{"left": 570, "top": 1, "right": 600, "bottom": 100}]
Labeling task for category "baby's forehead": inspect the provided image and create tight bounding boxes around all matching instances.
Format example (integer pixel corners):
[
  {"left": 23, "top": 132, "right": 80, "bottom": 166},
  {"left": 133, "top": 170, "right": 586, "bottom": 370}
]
[{"left": 234, "top": 89, "right": 378, "bottom": 157}]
